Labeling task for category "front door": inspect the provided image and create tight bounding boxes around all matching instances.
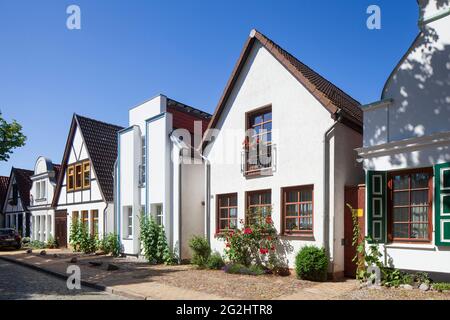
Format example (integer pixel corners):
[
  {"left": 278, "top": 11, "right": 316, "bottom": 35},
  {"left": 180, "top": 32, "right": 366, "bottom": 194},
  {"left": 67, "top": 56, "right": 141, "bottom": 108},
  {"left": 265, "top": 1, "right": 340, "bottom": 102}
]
[
  {"left": 344, "top": 185, "right": 365, "bottom": 278},
  {"left": 54, "top": 210, "right": 68, "bottom": 248}
]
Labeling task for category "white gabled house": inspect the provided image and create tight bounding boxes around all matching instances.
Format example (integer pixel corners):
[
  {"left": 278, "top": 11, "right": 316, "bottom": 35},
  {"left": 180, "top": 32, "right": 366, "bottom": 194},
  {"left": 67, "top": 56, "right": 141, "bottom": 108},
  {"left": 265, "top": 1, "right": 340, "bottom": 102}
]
[
  {"left": 203, "top": 29, "right": 364, "bottom": 278},
  {"left": 29, "top": 157, "right": 60, "bottom": 243},
  {"left": 357, "top": 0, "right": 450, "bottom": 280},
  {"left": 52, "top": 114, "right": 123, "bottom": 247},
  {"left": 116, "top": 95, "right": 211, "bottom": 260},
  {"left": 1, "top": 167, "right": 33, "bottom": 237}
]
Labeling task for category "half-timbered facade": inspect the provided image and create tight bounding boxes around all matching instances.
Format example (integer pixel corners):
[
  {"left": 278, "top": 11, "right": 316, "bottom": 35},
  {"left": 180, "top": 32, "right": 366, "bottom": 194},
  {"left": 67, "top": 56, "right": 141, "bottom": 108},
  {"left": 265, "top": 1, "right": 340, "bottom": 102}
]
[
  {"left": 53, "top": 114, "right": 123, "bottom": 247},
  {"left": 1, "top": 168, "right": 33, "bottom": 237},
  {"left": 357, "top": 0, "right": 450, "bottom": 280},
  {"left": 29, "top": 157, "right": 60, "bottom": 243},
  {"left": 116, "top": 95, "right": 211, "bottom": 259},
  {"left": 203, "top": 30, "right": 364, "bottom": 277},
  {"left": 0, "top": 176, "right": 9, "bottom": 228}
]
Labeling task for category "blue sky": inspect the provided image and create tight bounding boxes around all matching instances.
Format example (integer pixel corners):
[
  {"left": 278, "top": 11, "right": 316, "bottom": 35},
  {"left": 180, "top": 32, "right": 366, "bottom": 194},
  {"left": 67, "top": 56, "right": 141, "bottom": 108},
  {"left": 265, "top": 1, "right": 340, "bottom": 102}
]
[{"left": 0, "top": 0, "right": 419, "bottom": 176}]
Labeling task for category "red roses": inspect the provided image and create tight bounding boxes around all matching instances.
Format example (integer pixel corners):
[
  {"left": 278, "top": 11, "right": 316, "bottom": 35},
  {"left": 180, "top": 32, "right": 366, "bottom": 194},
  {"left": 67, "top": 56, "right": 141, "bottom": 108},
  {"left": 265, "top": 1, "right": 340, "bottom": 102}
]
[{"left": 244, "top": 227, "right": 252, "bottom": 235}]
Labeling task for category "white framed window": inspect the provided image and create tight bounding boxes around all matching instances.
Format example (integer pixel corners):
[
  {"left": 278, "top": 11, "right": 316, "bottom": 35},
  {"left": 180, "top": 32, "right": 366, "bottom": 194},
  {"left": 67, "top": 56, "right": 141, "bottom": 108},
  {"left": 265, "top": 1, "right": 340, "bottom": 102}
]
[
  {"left": 156, "top": 204, "right": 163, "bottom": 226},
  {"left": 123, "top": 206, "right": 133, "bottom": 239}
]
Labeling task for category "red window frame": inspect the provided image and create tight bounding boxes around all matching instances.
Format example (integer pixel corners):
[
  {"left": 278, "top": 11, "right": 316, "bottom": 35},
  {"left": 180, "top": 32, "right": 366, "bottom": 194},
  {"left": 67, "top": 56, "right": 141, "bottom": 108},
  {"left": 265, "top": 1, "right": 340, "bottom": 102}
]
[
  {"left": 216, "top": 193, "right": 238, "bottom": 234},
  {"left": 281, "top": 185, "right": 314, "bottom": 236},
  {"left": 244, "top": 106, "right": 272, "bottom": 176},
  {"left": 388, "top": 168, "right": 433, "bottom": 243},
  {"left": 245, "top": 189, "right": 272, "bottom": 225}
]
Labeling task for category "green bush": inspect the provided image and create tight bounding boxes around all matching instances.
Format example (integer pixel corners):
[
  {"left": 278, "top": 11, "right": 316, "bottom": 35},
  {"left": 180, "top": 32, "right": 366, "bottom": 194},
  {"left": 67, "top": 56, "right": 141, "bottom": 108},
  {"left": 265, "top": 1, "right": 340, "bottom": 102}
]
[
  {"left": 46, "top": 236, "right": 58, "bottom": 249},
  {"left": 140, "top": 214, "right": 176, "bottom": 265},
  {"left": 22, "top": 237, "right": 31, "bottom": 245},
  {"left": 98, "top": 233, "right": 121, "bottom": 257},
  {"left": 29, "top": 240, "right": 46, "bottom": 249},
  {"left": 207, "top": 252, "right": 225, "bottom": 270},
  {"left": 69, "top": 220, "right": 97, "bottom": 254},
  {"left": 382, "top": 268, "right": 413, "bottom": 287},
  {"left": 432, "top": 282, "right": 450, "bottom": 291},
  {"left": 295, "top": 246, "right": 328, "bottom": 282},
  {"left": 189, "top": 236, "right": 211, "bottom": 268}
]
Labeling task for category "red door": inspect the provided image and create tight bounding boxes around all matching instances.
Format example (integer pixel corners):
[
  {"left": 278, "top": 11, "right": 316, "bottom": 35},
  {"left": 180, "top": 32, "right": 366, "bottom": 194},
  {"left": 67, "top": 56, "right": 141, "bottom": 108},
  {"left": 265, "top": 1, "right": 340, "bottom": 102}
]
[{"left": 344, "top": 185, "right": 365, "bottom": 278}]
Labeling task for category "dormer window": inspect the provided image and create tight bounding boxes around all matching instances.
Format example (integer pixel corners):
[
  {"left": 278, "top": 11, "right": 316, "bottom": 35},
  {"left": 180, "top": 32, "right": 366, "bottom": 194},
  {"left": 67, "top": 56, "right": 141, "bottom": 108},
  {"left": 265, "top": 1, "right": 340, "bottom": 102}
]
[
  {"left": 83, "top": 161, "right": 90, "bottom": 188},
  {"left": 35, "top": 180, "right": 46, "bottom": 200},
  {"left": 67, "top": 166, "right": 75, "bottom": 191}
]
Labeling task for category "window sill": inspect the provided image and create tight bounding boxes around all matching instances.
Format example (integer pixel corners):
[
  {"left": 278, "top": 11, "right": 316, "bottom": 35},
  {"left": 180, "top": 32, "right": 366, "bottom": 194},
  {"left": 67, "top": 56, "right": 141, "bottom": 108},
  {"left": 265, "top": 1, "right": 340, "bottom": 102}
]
[
  {"left": 280, "top": 233, "right": 315, "bottom": 241},
  {"left": 384, "top": 243, "right": 436, "bottom": 250},
  {"left": 244, "top": 168, "right": 273, "bottom": 178}
]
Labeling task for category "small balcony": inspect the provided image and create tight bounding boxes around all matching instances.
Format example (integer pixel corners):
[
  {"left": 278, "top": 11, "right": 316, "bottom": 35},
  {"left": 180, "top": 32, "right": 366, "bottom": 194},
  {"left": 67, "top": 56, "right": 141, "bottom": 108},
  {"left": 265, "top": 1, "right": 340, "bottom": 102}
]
[{"left": 241, "top": 142, "right": 277, "bottom": 177}]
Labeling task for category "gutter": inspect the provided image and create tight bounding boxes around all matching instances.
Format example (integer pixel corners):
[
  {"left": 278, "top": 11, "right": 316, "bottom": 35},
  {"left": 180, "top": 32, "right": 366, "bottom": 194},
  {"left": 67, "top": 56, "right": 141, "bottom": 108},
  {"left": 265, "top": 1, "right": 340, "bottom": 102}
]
[
  {"left": 323, "top": 110, "right": 343, "bottom": 275},
  {"left": 197, "top": 152, "right": 211, "bottom": 245}
]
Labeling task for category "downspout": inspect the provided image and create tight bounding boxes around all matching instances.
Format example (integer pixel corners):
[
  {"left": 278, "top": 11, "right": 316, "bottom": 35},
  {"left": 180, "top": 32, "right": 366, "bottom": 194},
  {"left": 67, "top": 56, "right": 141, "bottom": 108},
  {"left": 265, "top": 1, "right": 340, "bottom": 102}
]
[
  {"left": 197, "top": 153, "right": 211, "bottom": 245},
  {"left": 323, "top": 110, "right": 343, "bottom": 276},
  {"left": 178, "top": 149, "right": 183, "bottom": 263}
]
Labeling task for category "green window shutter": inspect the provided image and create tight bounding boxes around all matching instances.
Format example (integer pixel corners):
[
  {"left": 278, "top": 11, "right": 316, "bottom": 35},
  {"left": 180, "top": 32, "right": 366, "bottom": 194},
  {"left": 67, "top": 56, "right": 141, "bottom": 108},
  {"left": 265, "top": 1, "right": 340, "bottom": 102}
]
[
  {"left": 435, "top": 163, "right": 450, "bottom": 246},
  {"left": 367, "top": 170, "right": 387, "bottom": 243}
]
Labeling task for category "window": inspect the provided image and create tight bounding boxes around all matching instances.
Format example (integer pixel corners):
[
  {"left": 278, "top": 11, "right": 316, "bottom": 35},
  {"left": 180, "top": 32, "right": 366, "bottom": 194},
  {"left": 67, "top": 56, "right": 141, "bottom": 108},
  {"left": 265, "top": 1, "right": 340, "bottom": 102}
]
[
  {"left": 83, "top": 161, "right": 90, "bottom": 189},
  {"left": 139, "top": 137, "right": 146, "bottom": 187},
  {"left": 72, "top": 211, "right": 79, "bottom": 223},
  {"left": 217, "top": 194, "right": 238, "bottom": 233},
  {"left": 36, "top": 182, "right": 41, "bottom": 200},
  {"left": 91, "top": 210, "right": 99, "bottom": 235},
  {"left": 12, "top": 184, "right": 18, "bottom": 205},
  {"left": 67, "top": 166, "right": 75, "bottom": 191},
  {"left": 389, "top": 169, "right": 432, "bottom": 242},
  {"left": 41, "top": 181, "right": 46, "bottom": 199},
  {"left": 75, "top": 164, "right": 83, "bottom": 190},
  {"left": 282, "top": 186, "right": 313, "bottom": 235},
  {"left": 245, "top": 107, "right": 272, "bottom": 175},
  {"left": 127, "top": 207, "right": 133, "bottom": 238},
  {"left": 156, "top": 204, "right": 163, "bottom": 226},
  {"left": 82, "top": 210, "right": 89, "bottom": 227},
  {"left": 36, "top": 181, "right": 46, "bottom": 199},
  {"left": 246, "top": 190, "right": 271, "bottom": 225}
]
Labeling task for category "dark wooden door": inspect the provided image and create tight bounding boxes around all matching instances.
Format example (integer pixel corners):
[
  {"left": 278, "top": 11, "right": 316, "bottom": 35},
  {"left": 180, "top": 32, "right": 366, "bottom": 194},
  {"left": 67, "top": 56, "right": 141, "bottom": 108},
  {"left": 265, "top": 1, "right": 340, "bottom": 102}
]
[
  {"left": 344, "top": 185, "right": 365, "bottom": 278},
  {"left": 55, "top": 210, "right": 68, "bottom": 248}
]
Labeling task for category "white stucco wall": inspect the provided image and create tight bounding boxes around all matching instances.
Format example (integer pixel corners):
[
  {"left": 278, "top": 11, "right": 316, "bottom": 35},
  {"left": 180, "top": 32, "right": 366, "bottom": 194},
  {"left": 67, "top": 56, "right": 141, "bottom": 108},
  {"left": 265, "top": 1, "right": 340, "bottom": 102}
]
[
  {"left": 359, "top": 2, "right": 450, "bottom": 277},
  {"left": 205, "top": 41, "right": 361, "bottom": 270}
]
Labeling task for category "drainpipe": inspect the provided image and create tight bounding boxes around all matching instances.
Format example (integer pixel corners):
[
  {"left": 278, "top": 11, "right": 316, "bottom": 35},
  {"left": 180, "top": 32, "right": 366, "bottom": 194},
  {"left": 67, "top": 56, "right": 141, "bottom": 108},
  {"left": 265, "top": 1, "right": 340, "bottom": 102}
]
[
  {"left": 197, "top": 152, "right": 211, "bottom": 245},
  {"left": 323, "top": 110, "right": 343, "bottom": 276},
  {"left": 178, "top": 149, "right": 183, "bottom": 263}
]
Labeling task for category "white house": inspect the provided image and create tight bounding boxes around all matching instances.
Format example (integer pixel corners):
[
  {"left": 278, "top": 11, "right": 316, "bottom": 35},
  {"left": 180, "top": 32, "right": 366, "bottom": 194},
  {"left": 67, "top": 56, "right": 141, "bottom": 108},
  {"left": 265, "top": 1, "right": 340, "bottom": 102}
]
[
  {"left": 52, "top": 114, "right": 123, "bottom": 247},
  {"left": 357, "top": 0, "right": 450, "bottom": 280},
  {"left": 1, "top": 167, "right": 33, "bottom": 237},
  {"left": 203, "top": 29, "right": 364, "bottom": 278},
  {"left": 28, "top": 157, "right": 60, "bottom": 243},
  {"left": 116, "top": 95, "right": 211, "bottom": 260}
]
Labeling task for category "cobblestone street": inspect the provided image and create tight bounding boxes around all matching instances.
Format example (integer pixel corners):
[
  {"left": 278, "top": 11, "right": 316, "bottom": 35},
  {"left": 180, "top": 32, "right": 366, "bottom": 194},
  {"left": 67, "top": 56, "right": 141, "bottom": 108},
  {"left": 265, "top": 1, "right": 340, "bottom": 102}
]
[{"left": 0, "top": 259, "right": 125, "bottom": 300}]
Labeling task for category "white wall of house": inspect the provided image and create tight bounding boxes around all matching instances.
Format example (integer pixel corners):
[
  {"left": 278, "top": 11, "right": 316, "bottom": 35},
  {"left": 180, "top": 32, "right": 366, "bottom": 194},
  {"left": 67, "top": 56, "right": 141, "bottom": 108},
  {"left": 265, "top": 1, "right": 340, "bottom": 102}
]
[
  {"left": 359, "top": 1, "right": 450, "bottom": 277},
  {"left": 29, "top": 157, "right": 57, "bottom": 242},
  {"left": 117, "top": 95, "right": 206, "bottom": 260},
  {"left": 2, "top": 173, "right": 28, "bottom": 237},
  {"left": 55, "top": 126, "right": 109, "bottom": 240},
  {"left": 205, "top": 41, "right": 362, "bottom": 273}
]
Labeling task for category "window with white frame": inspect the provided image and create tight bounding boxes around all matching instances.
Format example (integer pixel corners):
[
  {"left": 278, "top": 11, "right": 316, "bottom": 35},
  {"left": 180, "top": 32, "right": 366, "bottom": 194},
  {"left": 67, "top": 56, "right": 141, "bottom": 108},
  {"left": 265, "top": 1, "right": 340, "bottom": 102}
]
[
  {"left": 123, "top": 206, "right": 133, "bottom": 238},
  {"left": 156, "top": 204, "right": 163, "bottom": 226}
]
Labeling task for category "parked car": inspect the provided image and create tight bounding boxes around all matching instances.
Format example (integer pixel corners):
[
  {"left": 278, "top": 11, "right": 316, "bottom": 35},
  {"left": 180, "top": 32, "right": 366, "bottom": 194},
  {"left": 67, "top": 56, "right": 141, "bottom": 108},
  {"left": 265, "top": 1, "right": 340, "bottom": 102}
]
[{"left": 0, "top": 228, "right": 21, "bottom": 250}]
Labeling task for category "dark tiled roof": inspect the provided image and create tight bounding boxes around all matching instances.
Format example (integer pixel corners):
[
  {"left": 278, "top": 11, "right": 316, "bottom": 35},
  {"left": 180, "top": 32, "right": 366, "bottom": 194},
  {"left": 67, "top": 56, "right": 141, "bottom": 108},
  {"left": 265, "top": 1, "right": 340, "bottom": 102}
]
[
  {"left": 12, "top": 168, "right": 33, "bottom": 208},
  {"left": 167, "top": 98, "right": 212, "bottom": 120},
  {"left": 53, "top": 115, "right": 123, "bottom": 206},
  {"left": 0, "top": 176, "right": 9, "bottom": 211},
  {"left": 53, "top": 164, "right": 61, "bottom": 183},
  {"left": 76, "top": 115, "right": 123, "bottom": 202},
  {"left": 205, "top": 29, "right": 362, "bottom": 137}
]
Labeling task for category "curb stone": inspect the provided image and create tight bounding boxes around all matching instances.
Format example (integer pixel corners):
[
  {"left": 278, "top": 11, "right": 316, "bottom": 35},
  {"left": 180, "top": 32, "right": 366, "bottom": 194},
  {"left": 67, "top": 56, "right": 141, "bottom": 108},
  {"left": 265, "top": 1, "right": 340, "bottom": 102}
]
[{"left": 0, "top": 256, "right": 146, "bottom": 300}]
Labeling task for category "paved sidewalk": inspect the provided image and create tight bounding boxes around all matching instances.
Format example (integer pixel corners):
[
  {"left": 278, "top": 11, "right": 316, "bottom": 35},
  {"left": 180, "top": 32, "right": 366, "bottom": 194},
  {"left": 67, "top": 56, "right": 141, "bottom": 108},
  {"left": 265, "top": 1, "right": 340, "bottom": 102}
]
[{"left": 0, "top": 249, "right": 357, "bottom": 300}]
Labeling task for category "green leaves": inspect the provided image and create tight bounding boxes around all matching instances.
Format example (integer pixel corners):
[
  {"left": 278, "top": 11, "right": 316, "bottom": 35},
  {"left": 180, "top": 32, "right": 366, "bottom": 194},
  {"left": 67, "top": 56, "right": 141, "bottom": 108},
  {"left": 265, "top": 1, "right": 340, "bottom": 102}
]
[
  {"left": 139, "top": 214, "right": 176, "bottom": 265},
  {"left": 0, "top": 112, "right": 26, "bottom": 162},
  {"left": 69, "top": 220, "right": 97, "bottom": 253}
]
